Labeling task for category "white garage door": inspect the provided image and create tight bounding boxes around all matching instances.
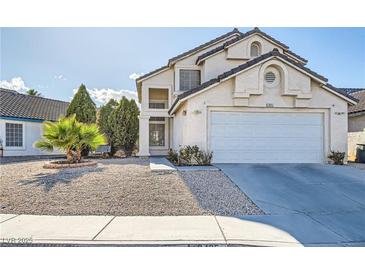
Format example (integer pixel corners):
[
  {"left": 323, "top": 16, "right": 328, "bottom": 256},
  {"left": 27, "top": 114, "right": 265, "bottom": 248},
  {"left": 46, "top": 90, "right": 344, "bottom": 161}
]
[{"left": 210, "top": 112, "right": 324, "bottom": 163}]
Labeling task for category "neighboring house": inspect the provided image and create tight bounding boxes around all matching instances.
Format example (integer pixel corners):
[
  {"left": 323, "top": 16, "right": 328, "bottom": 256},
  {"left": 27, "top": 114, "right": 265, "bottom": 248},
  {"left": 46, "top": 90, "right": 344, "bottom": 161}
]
[
  {"left": 339, "top": 88, "right": 365, "bottom": 132},
  {"left": 136, "top": 27, "right": 358, "bottom": 163},
  {"left": 0, "top": 88, "right": 69, "bottom": 156},
  {"left": 340, "top": 88, "right": 365, "bottom": 161}
]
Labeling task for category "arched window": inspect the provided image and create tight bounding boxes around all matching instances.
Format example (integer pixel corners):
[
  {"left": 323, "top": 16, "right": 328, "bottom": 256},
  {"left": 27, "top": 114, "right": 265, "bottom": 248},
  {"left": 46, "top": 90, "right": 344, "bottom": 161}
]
[{"left": 250, "top": 42, "right": 261, "bottom": 57}]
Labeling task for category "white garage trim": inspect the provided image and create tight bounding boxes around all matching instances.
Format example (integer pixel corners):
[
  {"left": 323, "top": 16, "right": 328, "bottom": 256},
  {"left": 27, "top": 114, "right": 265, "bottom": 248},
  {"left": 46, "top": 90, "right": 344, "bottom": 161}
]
[{"left": 207, "top": 107, "right": 329, "bottom": 163}]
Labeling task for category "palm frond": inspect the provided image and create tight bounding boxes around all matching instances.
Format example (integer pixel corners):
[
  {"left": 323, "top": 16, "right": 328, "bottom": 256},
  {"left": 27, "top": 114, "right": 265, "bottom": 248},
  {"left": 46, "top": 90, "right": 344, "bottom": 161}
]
[{"left": 34, "top": 140, "right": 54, "bottom": 152}]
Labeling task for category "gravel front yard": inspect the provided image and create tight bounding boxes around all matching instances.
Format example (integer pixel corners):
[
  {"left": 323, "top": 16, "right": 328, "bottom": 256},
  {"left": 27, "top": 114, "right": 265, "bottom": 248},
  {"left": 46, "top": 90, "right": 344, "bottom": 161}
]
[
  {"left": 0, "top": 158, "right": 263, "bottom": 216},
  {"left": 180, "top": 171, "right": 264, "bottom": 215}
]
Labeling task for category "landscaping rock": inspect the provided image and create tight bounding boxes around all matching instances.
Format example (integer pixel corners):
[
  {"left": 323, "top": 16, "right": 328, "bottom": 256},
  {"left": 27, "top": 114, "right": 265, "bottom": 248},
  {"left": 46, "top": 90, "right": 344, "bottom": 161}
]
[
  {"left": 114, "top": 149, "right": 127, "bottom": 158},
  {"left": 180, "top": 171, "right": 264, "bottom": 216},
  {"left": 0, "top": 158, "right": 207, "bottom": 216},
  {"left": 43, "top": 160, "right": 97, "bottom": 169}
]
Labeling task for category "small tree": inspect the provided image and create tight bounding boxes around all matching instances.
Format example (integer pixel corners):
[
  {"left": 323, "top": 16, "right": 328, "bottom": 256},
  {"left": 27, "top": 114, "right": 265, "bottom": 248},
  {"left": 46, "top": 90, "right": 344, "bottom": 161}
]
[
  {"left": 66, "top": 84, "right": 96, "bottom": 123},
  {"left": 97, "top": 99, "right": 118, "bottom": 147},
  {"left": 35, "top": 115, "right": 106, "bottom": 163},
  {"left": 109, "top": 97, "right": 139, "bottom": 153},
  {"left": 27, "top": 89, "right": 42, "bottom": 96}
]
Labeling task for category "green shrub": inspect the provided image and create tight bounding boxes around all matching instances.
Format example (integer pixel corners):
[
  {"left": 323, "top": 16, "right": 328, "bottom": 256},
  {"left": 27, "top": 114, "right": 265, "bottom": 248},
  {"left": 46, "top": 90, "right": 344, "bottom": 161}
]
[
  {"left": 109, "top": 97, "right": 139, "bottom": 154},
  {"left": 97, "top": 99, "right": 118, "bottom": 153},
  {"left": 167, "top": 149, "right": 178, "bottom": 164},
  {"left": 195, "top": 150, "right": 213, "bottom": 166},
  {"left": 328, "top": 150, "right": 345, "bottom": 165},
  {"left": 178, "top": 145, "right": 198, "bottom": 166},
  {"left": 167, "top": 145, "right": 213, "bottom": 166}
]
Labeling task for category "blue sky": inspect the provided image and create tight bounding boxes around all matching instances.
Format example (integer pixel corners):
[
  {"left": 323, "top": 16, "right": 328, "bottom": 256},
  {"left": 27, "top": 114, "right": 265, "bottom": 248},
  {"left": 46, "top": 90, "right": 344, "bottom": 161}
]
[{"left": 1, "top": 27, "right": 364, "bottom": 104}]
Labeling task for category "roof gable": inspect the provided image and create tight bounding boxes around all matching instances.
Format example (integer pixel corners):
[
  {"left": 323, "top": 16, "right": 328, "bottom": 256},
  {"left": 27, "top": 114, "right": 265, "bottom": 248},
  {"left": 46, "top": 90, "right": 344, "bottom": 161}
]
[
  {"left": 0, "top": 88, "right": 69, "bottom": 121},
  {"left": 196, "top": 28, "right": 307, "bottom": 65},
  {"left": 136, "top": 28, "right": 242, "bottom": 82},
  {"left": 136, "top": 28, "right": 308, "bottom": 84},
  {"left": 167, "top": 28, "right": 242, "bottom": 65},
  {"left": 169, "top": 49, "right": 357, "bottom": 114}
]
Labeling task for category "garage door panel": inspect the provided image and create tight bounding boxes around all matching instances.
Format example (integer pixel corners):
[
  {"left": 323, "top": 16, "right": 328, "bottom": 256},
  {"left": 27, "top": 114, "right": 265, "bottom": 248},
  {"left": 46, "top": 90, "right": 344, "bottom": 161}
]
[
  {"left": 212, "top": 126, "right": 322, "bottom": 139},
  {"left": 210, "top": 112, "right": 324, "bottom": 163},
  {"left": 213, "top": 149, "right": 323, "bottom": 163}
]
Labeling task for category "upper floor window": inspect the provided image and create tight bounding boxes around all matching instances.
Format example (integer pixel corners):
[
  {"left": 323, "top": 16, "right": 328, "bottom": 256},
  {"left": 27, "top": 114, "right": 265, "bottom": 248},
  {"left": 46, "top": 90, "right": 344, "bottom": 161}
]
[
  {"left": 179, "top": 69, "right": 201, "bottom": 91},
  {"left": 250, "top": 42, "right": 261, "bottom": 57},
  {"left": 148, "top": 88, "right": 169, "bottom": 109},
  {"left": 149, "top": 101, "right": 167, "bottom": 109},
  {"left": 6, "top": 123, "right": 23, "bottom": 147}
]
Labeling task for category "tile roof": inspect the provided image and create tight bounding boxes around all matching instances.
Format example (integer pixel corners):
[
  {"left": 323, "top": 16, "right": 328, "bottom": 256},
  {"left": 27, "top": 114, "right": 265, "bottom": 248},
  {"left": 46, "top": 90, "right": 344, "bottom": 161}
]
[
  {"left": 169, "top": 49, "right": 357, "bottom": 114},
  {"left": 338, "top": 88, "right": 365, "bottom": 94},
  {"left": 136, "top": 28, "right": 306, "bottom": 83},
  {"left": 167, "top": 28, "right": 243, "bottom": 64},
  {"left": 341, "top": 89, "right": 365, "bottom": 114},
  {"left": 0, "top": 88, "right": 69, "bottom": 121},
  {"left": 284, "top": 49, "right": 308, "bottom": 63},
  {"left": 136, "top": 28, "right": 242, "bottom": 82},
  {"left": 135, "top": 65, "right": 169, "bottom": 82}
]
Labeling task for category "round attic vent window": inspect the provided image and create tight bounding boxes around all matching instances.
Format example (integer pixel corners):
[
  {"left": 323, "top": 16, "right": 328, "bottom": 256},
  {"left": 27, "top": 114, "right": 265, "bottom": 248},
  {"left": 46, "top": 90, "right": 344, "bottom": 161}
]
[{"left": 265, "top": 71, "right": 276, "bottom": 83}]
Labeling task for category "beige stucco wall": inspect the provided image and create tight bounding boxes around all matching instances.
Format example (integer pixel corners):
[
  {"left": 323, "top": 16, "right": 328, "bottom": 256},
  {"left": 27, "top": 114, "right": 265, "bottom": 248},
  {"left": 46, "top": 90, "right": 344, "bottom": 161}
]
[
  {"left": 348, "top": 130, "right": 365, "bottom": 161},
  {"left": 172, "top": 102, "right": 187, "bottom": 151},
  {"left": 173, "top": 35, "right": 239, "bottom": 67},
  {"left": 173, "top": 61, "right": 349, "bottom": 162},
  {"left": 226, "top": 34, "right": 284, "bottom": 60},
  {"left": 349, "top": 114, "right": 365, "bottom": 132},
  {"left": 203, "top": 34, "right": 292, "bottom": 81},
  {"left": 204, "top": 53, "right": 244, "bottom": 81}
]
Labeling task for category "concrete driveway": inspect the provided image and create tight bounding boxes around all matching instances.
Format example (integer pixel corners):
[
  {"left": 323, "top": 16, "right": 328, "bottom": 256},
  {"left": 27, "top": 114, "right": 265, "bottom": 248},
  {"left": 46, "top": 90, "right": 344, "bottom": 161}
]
[{"left": 216, "top": 164, "right": 365, "bottom": 246}]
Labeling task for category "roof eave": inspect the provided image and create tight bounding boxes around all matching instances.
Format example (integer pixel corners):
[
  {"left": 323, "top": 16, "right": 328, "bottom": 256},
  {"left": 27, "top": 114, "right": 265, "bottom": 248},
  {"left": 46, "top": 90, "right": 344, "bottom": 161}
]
[
  {"left": 349, "top": 110, "right": 365, "bottom": 117},
  {"left": 135, "top": 66, "right": 170, "bottom": 83},
  {"left": 284, "top": 51, "right": 308, "bottom": 65},
  {"left": 168, "top": 32, "right": 241, "bottom": 66},
  {"left": 321, "top": 85, "right": 358, "bottom": 105}
]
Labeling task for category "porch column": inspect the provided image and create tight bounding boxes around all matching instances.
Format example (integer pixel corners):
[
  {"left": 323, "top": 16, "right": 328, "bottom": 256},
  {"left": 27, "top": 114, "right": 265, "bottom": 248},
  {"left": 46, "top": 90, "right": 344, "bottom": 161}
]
[{"left": 137, "top": 115, "right": 150, "bottom": 157}]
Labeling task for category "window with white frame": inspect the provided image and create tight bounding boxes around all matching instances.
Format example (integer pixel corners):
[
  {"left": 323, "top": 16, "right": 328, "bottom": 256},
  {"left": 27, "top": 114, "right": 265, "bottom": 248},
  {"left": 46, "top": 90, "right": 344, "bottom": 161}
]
[
  {"left": 149, "top": 117, "right": 166, "bottom": 146},
  {"left": 149, "top": 101, "right": 167, "bottom": 109},
  {"left": 5, "top": 123, "right": 23, "bottom": 147},
  {"left": 179, "top": 69, "right": 201, "bottom": 91},
  {"left": 148, "top": 88, "right": 169, "bottom": 109}
]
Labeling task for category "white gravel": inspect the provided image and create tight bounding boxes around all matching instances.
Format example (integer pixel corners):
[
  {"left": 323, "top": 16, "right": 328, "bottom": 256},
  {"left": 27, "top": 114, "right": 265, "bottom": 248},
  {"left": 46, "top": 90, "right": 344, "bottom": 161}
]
[
  {"left": 0, "top": 158, "right": 263, "bottom": 216},
  {"left": 179, "top": 171, "right": 264, "bottom": 216},
  {"left": 0, "top": 158, "right": 207, "bottom": 216}
]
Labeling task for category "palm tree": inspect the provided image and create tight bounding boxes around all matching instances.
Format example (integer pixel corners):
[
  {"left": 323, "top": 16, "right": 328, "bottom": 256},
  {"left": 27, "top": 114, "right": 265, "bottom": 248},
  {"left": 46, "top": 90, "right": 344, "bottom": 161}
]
[
  {"left": 74, "top": 123, "right": 106, "bottom": 161},
  {"left": 26, "top": 89, "right": 42, "bottom": 96},
  {"left": 35, "top": 115, "right": 106, "bottom": 163}
]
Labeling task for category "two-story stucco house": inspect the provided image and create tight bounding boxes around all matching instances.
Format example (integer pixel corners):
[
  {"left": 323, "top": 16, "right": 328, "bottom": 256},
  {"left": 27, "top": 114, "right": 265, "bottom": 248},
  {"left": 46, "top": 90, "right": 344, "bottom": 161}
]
[{"left": 136, "top": 28, "right": 357, "bottom": 163}]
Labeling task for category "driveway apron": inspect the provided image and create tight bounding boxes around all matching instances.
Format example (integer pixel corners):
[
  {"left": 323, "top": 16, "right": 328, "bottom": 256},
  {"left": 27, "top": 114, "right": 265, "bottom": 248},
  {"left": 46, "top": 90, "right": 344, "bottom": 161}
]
[{"left": 216, "top": 163, "right": 365, "bottom": 246}]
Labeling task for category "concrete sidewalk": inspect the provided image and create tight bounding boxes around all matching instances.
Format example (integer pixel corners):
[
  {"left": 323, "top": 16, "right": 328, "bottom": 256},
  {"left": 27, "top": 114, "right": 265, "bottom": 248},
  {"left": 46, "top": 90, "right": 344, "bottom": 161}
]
[{"left": 0, "top": 214, "right": 306, "bottom": 246}]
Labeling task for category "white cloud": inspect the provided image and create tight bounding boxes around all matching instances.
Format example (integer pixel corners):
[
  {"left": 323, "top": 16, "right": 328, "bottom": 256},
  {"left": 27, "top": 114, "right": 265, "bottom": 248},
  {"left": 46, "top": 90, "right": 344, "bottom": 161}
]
[
  {"left": 0, "top": 77, "right": 29, "bottom": 92},
  {"left": 72, "top": 87, "right": 139, "bottom": 106},
  {"left": 129, "top": 72, "right": 144, "bottom": 80},
  {"left": 54, "top": 74, "right": 67, "bottom": 80}
]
